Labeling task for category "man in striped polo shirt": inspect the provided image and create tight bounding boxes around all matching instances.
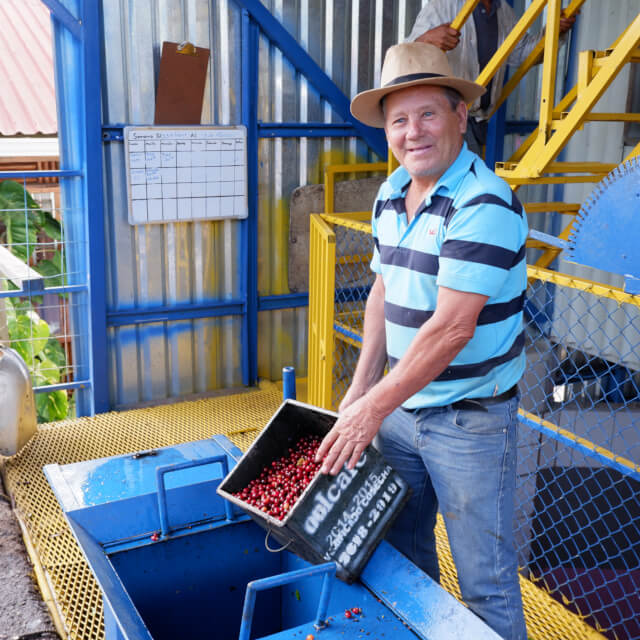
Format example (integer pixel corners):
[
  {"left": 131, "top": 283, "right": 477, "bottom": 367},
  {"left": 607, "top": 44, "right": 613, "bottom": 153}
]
[{"left": 316, "top": 42, "right": 528, "bottom": 639}]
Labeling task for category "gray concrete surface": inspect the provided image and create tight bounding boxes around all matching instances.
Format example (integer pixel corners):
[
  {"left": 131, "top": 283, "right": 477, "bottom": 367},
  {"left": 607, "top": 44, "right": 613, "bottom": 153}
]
[
  {"left": 288, "top": 176, "right": 385, "bottom": 293},
  {"left": 0, "top": 470, "right": 58, "bottom": 640}
]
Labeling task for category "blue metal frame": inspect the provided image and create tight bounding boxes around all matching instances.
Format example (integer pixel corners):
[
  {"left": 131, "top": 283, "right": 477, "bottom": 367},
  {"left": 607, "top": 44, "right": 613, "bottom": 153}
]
[
  {"left": 238, "top": 562, "right": 337, "bottom": 640},
  {"left": 35, "top": 0, "right": 392, "bottom": 410},
  {"left": 104, "top": 123, "right": 360, "bottom": 142},
  {"left": 95, "top": 1, "right": 389, "bottom": 393},
  {"left": 0, "top": 1, "right": 106, "bottom": 415},
  {"left": 107, "top": 300, "right": 246, "bottom": 327},
  {"left": 259, "top": 122, "right": 359, "bottom": 138},
  {"left": 241, "top": 10, "right": 260, "bottom": 387},
  {"left": 80, "top": 0, "right": 109, "bottom": 413},
  {"left": 156, "top": 455, "right": 234, "bottom": 538},
  {"left": 40, "top": 0, "right": 83, "bottom": 41},
  {"left": 517, "top": 412, "right": 640, "bottom": 483},
  {"left": 234, "top": 0, "right": 386, "bottom": 159},
  {"left": 0, "top": 170, "right": 83, "bottom": 179},
  {"left": 258, "top": 293, "right": 308, "bottom": 312}
]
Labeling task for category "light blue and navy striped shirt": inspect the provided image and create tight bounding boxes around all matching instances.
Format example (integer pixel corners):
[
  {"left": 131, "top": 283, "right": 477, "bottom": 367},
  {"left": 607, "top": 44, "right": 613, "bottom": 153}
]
[{"left": 370, "top": 143, "right": 528, "bottom": 408}]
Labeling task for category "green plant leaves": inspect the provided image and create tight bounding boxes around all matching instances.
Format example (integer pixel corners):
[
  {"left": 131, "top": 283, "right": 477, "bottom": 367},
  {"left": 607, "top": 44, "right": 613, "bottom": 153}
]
[
  {"left": 1, "top": 179, "right": 71, "bottom": 423},
  {"left": 0, "top": 179, "right": 62, "bottom": 262},
  {"left": 35, "top": 389, "right": 68, "bottom": 422},
  {"left": 7, "top": 307, "right": 50, "bottom": 366}
]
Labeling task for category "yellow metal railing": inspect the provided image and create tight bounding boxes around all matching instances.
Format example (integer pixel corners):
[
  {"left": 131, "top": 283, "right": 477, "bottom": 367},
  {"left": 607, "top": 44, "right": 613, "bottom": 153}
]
[
  {"left": 323, "top": 163, "right": 387, "bottom": 214},
  {"left": 308, "top": 214, "right": 336, "bottom": 408},
  {"left": 489, "top": 0, "right": 587, "bottom": 117},
  {"left": 497, "top": 13, "right": 640, "bottom": 186}
]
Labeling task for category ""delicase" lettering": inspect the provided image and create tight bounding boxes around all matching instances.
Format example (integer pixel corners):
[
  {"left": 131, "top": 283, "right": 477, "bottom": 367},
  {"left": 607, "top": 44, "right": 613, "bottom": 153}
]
[{"left": 303, "top": 455, "right": 367, "bottom": 535}]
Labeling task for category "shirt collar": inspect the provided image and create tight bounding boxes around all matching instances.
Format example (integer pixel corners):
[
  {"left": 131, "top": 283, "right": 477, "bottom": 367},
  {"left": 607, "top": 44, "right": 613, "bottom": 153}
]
[{"left": 431, "top": 142, "right": 476, "bottom": 198}]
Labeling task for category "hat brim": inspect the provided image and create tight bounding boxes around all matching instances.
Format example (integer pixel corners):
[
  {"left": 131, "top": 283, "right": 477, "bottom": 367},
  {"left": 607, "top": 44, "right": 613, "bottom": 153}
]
[{"left": 350, "top": 77, "right": 486, "bottom": 128}]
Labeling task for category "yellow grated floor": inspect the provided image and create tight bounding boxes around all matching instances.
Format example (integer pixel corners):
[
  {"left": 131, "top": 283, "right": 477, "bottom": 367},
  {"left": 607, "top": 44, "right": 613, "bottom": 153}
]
[{"left": 3, "top": 381, "right": 603, "bottom": 639}]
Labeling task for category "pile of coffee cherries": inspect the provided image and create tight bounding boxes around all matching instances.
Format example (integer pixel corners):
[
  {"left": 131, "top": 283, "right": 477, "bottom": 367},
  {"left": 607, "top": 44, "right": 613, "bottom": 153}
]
[{"left": 233, "top": 434, "right": 322, "bottom": 520}]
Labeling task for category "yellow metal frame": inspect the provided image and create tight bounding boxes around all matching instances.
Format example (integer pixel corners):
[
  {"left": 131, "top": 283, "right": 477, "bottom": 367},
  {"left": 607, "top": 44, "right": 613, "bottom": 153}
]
[
  {"left": 528, "top": 265, "right": 640, "bottom": 309},
  {"left": 308, "top": 214, "right": 336, "bottom": 408},
  {"left": 4, "top": 382, "right": 606, "bottom": 640},
  {"left": 321, "top": 212, "right": 371, "bottom": 233},
  {"left": 489, "top": 0, "right": 587, "bottom": 118},
  {"left": 519, "top": 409, "right": 640, "bottom": 476},
  {"left": 498, "top": 13, "right": 640, "bottom": 186},
  {"left": 305, "top": 214, "right": 630, "bottom": 638},
  {"left": 450, "top": 0, "right": 481, "bottom": 32},
  {"left": 323, "top": 163, "right": 387, "bottom": 214}
]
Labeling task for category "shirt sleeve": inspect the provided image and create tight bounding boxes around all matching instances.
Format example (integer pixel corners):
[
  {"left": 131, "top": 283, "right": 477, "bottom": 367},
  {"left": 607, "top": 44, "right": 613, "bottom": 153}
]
[
  {"left": 436, "top": 194, "right": 526, "bottom": 298},
  {"left": 404, "top": 0, "right": 457, "bottom": 42},
  {"left": 503, "top": 2, "right": 569, "bottom": 68}
]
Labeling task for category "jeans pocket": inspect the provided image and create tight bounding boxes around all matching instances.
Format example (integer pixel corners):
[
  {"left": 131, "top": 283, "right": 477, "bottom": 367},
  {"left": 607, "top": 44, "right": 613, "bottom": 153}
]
[{"left": 452, "top": 401, "right": 511, "bottom": 435}]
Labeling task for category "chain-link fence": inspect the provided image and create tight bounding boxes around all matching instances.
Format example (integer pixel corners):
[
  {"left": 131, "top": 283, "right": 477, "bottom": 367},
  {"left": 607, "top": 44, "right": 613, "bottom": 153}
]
[
  {"left": 518, "top": 269, "right": 640, "bottom": 639},
  {"left": 0, "top": 177, "right": 88, "bottom": 421},
  {"left": 308, "top": 214, "right": 640, "bottom": 640},
  {"left": 332, "top": 220, "right": 375, "bottom": 408}
]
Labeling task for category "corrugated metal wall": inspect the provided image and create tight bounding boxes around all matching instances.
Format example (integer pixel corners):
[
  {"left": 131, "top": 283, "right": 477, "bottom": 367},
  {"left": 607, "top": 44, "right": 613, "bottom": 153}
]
[
  {"left": 101, "top": 0, "right": 427, "bottom": 408},
  {"left": 100, "top": 0, "right": 637, "bottom": 408}
]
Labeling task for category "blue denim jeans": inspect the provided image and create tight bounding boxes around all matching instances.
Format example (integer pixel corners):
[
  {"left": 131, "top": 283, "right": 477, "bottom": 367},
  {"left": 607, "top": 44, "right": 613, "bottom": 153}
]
[{"left": 375, "top": 396, "right": 526, "bottom": 640}]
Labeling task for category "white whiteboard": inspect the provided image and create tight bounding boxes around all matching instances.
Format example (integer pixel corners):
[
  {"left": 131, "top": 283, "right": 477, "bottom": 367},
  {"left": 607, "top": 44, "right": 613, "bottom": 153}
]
[{"left": 124, "top": 126, "right": 248, "bottom": 224}]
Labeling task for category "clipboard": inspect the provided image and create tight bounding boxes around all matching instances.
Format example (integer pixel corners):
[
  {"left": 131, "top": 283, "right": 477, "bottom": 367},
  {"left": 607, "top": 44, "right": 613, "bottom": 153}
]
[{"left": 154, "top": 41, "right": 210, "bottom": 125}]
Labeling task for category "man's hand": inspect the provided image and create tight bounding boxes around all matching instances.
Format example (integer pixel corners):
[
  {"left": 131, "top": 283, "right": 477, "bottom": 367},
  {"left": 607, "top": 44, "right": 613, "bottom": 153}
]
[
  {"left": 559, "top": 12, "right": 577, "bottom": 35},
  {"left": 316, "top": 394, "right": 386, "bottom": 475},
  {"left": 415, "top": 23, "right": 460, "bottom": 51}
]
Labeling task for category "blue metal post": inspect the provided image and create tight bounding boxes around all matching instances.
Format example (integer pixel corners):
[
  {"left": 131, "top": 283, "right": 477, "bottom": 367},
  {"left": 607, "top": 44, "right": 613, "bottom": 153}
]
[
  {"left": 47, "top": 0, "right": 108, "bottom": 415},
  {"left": 314, "top": 571, "right": 333, "bottom": 629},
  {"left": 80, "top": 0, "right": 109, "bottom": 413},
  {"left": 485, "top": 101, "right": 507, "bottom": 168},
  {"left": 233, "top": 0, "right": 387, "bottom": 158},
  {"left": 282, "top": 366, "right": 296, "bottom": 400},
  {"left": 241, "top": 11, "right": 259, "bottom": 387}
]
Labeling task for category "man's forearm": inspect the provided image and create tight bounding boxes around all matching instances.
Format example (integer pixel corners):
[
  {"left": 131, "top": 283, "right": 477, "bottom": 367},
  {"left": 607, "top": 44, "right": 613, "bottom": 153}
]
[{"left": 366, "top": 314, "right": 470, "bottom": 416}]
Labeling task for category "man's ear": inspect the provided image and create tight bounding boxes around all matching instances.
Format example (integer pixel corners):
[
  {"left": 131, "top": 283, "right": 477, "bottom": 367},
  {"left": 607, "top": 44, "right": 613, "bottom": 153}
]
[{"left": 456, "top": 99, "right": 468, "bottom": 134}]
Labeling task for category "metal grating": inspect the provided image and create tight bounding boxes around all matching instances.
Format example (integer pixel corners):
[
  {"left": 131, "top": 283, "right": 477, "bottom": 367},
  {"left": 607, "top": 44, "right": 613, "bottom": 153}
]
[
  {"left": 4, "top": 380, "right": 606, "bottom": 640},
  {"left": 4, "top": 382, "right": 284, "bottom": 640},
  {"left": 434, "top": 516, "right": 605, "bottom": 640}
]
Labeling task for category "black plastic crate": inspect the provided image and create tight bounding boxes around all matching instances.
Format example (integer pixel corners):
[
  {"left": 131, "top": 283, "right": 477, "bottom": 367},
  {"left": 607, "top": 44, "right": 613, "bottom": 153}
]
[{"left": 217, "top": 399, "right": 411, "bottom": 582}]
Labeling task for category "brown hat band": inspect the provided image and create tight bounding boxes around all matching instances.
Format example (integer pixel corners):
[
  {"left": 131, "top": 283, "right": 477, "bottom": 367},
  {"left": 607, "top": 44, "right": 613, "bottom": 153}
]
[{"left": 384, "top": 72, "right": 445, "bottom": 88}]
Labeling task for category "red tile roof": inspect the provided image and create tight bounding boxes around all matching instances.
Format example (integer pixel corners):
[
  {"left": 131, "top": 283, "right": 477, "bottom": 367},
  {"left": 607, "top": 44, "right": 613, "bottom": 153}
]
[{"left": 0, "top": 0, "right": 57, "bottom": 136}]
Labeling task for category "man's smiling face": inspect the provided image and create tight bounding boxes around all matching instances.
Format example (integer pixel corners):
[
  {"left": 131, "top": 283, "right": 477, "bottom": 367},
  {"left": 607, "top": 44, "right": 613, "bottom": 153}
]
[{"left": 383, "top": 85, "right": 467, "bottom": 190}]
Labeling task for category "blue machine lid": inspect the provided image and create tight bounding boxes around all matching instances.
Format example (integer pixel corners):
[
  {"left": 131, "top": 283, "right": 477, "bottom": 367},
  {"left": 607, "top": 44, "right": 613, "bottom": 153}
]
[{"left": 44, "top": 435, "right": 244, "bottom": 547}]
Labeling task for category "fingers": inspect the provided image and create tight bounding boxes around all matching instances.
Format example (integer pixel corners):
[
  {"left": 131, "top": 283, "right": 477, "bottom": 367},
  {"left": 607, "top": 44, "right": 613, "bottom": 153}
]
[
  {"left": 316, "top": 427, "right": 339, "bottom": 464},
  {"left": 417, "top": 24, "right": 460, "bottom": 51},
  {"left": 320, "top": 434, "right": 350, "bottom": 475},
  {"left": 347, "top": 443, "right": 366, "bottom": 471},
  {"left": 441, "top": 35, "right": 460, "bottom": 51},
  {"left": 559, "top": 16, "right": 576, "bottom": 33},
  {"left": 441, "top": 25, "right": 460, "bottom": 50}
]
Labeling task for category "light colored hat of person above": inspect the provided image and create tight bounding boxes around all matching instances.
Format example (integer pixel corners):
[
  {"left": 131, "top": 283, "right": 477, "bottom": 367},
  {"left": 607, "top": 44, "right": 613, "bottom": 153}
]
[{"left": 350, "top": 42, "right": 486, "bottom": 128}]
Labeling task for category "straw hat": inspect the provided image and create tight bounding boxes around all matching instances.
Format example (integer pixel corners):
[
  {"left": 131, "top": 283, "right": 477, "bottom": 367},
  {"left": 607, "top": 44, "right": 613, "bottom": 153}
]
[{"left": 350, "top": 42, "right": 486, "bottom": 128}]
